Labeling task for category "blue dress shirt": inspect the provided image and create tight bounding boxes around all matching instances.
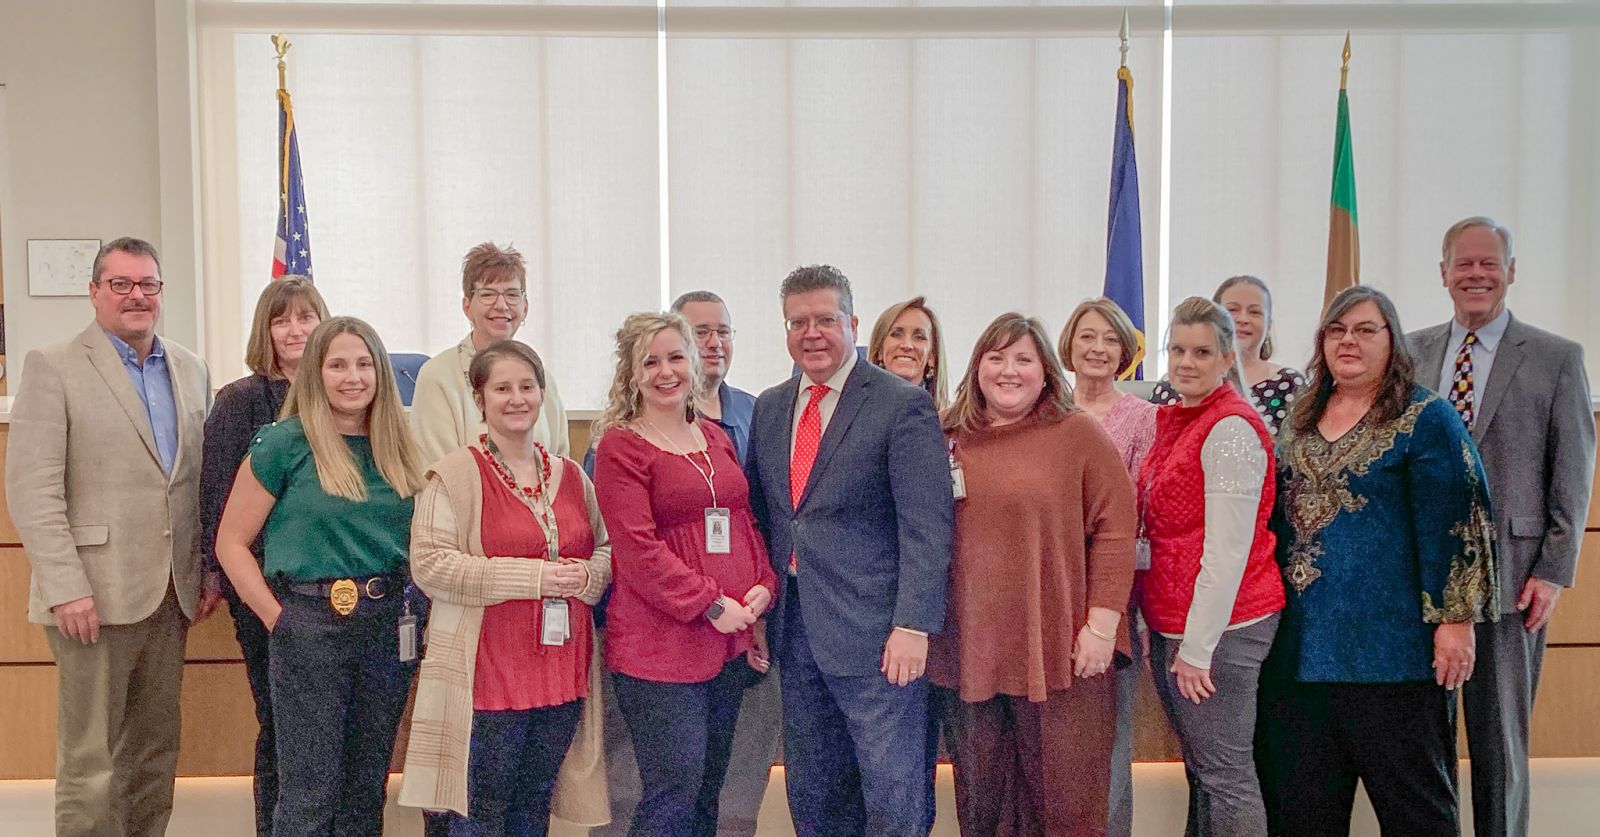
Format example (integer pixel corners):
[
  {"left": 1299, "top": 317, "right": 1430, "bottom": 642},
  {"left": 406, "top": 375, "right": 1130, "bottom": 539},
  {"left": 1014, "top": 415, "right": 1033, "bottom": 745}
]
[
  {"left": 104, "top": 328, "right": 179, "bottom": 474},
  {"left": 715, "top": 383, "right": 757, "bottom": 465}
]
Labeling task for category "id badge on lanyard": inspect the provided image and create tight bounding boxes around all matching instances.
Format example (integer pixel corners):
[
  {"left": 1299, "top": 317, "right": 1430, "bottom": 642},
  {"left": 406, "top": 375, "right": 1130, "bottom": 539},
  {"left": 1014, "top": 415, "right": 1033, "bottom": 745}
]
[
  {"left": 706, "top": 507, "right": 732, "bottom": 554},
  {"left": 398, "top": 597, "right": 419, "bottom": 663},
  {"left": 948, "top": 435, "right": 967, "bottom": 500}
]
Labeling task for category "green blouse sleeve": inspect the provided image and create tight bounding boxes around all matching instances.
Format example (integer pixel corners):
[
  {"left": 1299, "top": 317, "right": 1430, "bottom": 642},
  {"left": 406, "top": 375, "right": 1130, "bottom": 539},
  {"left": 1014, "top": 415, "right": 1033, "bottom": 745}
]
[{"left": 248, "top": 419, "right": 305, "bottom": 499}]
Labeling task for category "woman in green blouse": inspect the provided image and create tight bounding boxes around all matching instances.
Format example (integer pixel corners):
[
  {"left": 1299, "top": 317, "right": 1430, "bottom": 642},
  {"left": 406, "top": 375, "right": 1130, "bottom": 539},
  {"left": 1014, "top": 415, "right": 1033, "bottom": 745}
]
[{"left": 216, "top": 316, "right": 426, "bottom": 837}]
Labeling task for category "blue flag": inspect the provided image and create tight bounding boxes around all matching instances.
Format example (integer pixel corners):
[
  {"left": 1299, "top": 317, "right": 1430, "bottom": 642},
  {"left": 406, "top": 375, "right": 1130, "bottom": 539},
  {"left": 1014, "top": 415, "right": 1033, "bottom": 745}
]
[
  {"left": 1103, "top": 66, "right": 1145, "bottom": 379},
  {"left": 273, "top": 88, "right": 314, "bottom": 279}
]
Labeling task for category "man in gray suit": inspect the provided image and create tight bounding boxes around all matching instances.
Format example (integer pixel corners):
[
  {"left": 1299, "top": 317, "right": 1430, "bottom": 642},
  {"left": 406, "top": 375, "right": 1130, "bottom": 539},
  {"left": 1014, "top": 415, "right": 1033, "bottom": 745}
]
[
  {"left": 1408, "top": 216, "right": 1595, "bottom": 837},
  {"left": 7, "top": 237, "right": 217, "bottom": 837}
]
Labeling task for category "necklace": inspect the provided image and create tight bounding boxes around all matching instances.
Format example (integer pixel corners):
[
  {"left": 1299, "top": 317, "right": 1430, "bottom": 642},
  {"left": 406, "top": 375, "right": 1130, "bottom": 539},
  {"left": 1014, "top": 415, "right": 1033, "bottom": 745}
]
[
  {"left": 642, "top": 418, "right": 719, "bottom": 507},
  {"left": 482, "top": 433, "right": 554, "bottom": 512}
]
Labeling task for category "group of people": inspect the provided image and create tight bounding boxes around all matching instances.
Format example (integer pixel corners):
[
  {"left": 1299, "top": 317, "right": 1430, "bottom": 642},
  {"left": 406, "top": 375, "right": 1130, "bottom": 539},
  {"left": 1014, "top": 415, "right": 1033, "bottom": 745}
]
[{"left": 6, "top": 214, "right": 1592, "bottom": 837}]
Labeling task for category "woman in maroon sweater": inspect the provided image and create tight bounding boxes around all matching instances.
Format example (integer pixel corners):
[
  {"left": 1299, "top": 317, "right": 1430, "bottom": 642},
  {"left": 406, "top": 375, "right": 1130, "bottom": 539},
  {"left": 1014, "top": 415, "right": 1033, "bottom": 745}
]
[
  {"left": 928, "top": 313, "right": 1137, "bottom": 837},
  {"left": 593, "top": 311, "right": 776, "bottom": 837}
]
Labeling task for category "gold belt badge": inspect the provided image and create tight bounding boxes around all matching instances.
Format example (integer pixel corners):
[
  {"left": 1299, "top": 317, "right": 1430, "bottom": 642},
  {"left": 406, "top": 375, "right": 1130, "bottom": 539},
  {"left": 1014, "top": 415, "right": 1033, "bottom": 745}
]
[{"left": 329, "top": 579, "right": 359, "bottom": 616}]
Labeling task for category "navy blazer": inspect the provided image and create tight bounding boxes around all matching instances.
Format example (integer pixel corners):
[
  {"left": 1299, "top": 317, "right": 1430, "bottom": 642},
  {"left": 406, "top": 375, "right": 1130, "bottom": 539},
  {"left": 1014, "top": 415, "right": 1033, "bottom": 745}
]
[{"left": 746, "top": 360, "right": 954, "bottom": 677}]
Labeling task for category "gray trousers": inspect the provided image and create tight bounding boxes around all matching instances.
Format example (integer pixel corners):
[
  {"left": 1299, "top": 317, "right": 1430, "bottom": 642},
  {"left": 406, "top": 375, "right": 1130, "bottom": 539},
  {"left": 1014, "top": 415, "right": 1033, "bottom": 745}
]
[
  {"left": 1107, "top": 618, "right": 1142, "bottom": 837},
  {"left": 596, "top": 664, "right": 782, "bottom": 837},
  {"left": 1149, "top": 614, "right": 1278, "bottom": 837},
  {"left": 1463, "top": 616, "right": 1547, "bottom": 837}
]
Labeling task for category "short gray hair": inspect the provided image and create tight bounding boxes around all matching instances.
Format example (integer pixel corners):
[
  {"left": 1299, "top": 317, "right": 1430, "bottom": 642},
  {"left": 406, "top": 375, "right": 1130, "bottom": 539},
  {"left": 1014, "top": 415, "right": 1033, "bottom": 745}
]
[
  {"left": 92, "top": 237, "right": 162, "bottom": 283},
  {"left": 670, "top": 290, "right": 726, "bottom": 313},
  {"left": 780, "top": 264, "right": 854, "bottom": 317},
  {"left": 1441, "top": 216, "right": 1514, "bottom": 264}
]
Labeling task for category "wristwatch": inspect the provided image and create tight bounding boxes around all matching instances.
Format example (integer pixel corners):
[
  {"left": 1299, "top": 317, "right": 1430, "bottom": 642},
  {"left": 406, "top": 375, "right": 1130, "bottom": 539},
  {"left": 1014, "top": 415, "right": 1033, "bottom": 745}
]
[{"left": 706, "top": 597, "right": 726, "bottom": 621}]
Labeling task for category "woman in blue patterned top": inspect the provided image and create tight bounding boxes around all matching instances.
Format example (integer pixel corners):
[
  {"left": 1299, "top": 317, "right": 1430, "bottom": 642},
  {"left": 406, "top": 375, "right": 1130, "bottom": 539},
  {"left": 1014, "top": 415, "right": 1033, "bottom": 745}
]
[
  {"left": 1149, "top": 276, "right": 1306, "bottom": 435},
  {"left": 1256, "top": 286, "right": 1496, "bottom": 837}
]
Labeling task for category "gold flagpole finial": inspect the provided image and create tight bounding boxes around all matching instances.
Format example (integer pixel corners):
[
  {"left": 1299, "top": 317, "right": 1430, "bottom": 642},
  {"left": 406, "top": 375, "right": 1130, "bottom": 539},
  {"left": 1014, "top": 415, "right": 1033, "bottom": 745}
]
[
  {"left": 1119, "top": 9, "right": 1131, "bottom": 68},
  {"left": 1340, "top": 32, "right": 1351, "bottom": 91},
  {"left": 272, "top": 34, "right": 291, "bottom": 93}
]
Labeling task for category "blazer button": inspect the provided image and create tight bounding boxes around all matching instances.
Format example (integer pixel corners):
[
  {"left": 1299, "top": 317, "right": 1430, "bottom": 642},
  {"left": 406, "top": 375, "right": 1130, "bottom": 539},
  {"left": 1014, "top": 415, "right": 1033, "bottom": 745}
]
[{"left": 163, "top": 529, "right": 172, "bottom": 537}]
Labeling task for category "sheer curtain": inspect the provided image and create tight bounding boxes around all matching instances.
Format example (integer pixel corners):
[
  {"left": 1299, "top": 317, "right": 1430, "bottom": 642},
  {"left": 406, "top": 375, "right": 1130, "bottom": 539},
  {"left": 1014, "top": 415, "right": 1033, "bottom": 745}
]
[{"left": 197, "top": 1, "right": 1600, "bottom": 407}]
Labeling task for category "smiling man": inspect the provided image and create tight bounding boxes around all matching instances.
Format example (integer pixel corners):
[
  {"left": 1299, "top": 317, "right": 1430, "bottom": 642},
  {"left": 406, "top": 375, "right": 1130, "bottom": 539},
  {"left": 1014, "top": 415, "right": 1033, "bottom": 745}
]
[
  {"left": 1407, "top": 216, "right": 1595, "bottom": 837},
  {"left": 411, "top": 242, "right": 570, "bottom": 468},
  {"left": 7, "top": 237, "right": 216, "bottom": 837},
  {"left": 744, "top": 264, "right": 953, "bottom": 836}
]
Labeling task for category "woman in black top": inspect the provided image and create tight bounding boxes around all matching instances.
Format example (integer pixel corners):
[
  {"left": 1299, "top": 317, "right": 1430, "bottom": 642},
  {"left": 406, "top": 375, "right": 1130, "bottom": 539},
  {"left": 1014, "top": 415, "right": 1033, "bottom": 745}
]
[{"left": 198, "top": 275, "right": 327, "bottom": 837}]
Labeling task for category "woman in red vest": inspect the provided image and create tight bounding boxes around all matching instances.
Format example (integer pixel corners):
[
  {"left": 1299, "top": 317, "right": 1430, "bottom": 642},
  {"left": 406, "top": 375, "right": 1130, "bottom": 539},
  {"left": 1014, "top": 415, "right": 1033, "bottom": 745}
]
[{"left": 1137, "top": 296, "right": 1285, "bottom": 837}]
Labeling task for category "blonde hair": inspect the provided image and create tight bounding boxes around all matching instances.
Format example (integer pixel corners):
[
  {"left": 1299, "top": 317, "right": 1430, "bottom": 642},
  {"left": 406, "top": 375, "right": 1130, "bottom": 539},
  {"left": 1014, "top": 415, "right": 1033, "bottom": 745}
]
[
  {"left": 943, "top": 313, "right": 1076, "bottom": 435},
  {"left": 868, "top": 296, "right": 950, "bottom": 410},
  {"left": 1441, "top": 215, "right": 1513, "bottom": 265},
  {"left": 1059, "top": 296, "right": 1141, "bottom": 378},
  {"left": 593, "top": 312, "right": 703, "bottom": 439},
  {"left": 1167, "top": 296, "right": 1246, "bottom": 396},
  {"left": 282, "top": 317, "right": 424, "bottom": 501},
  {"left": 244, "top": 277, "right": 330, "bottom": 378}
]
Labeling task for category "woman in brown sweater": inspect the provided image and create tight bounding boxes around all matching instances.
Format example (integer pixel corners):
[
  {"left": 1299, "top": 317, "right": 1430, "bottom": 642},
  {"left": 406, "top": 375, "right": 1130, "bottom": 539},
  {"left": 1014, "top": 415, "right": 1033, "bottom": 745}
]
[{"left": 928, "top": 313, "right": 1138, "bottom": 837}]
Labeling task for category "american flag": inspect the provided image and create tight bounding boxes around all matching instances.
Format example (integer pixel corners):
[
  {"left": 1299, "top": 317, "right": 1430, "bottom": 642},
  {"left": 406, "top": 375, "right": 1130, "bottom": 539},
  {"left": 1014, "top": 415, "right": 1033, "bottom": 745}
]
[{"left": 272, "top": 88, "right": 313, "bottom": 279}]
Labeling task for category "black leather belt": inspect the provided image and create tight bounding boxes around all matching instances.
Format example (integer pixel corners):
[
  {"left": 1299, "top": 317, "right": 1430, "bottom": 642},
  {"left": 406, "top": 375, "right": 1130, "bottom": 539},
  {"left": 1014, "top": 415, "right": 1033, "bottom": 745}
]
[{"left": 286, "top": 575, "right": 403, "bottom": 600}]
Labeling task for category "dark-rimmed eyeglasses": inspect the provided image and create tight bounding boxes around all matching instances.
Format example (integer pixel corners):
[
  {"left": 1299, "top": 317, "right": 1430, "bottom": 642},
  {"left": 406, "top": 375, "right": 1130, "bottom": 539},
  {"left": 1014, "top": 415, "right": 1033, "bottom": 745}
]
[{"left": 97, "top": 278, "right": 164, "bottom": 296}]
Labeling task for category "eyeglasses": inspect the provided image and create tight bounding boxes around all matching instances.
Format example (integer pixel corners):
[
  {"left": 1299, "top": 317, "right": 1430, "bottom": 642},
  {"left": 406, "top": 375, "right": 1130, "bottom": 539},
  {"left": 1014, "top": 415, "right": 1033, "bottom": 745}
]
[
  {"left": 1323, "top": 322, "right": 1389, "bottom": 341},
  {"left": 784, "top": 314, "right": 843, "bottom": 333},
  {"left": 693, "top": 326, "right": 736, "bottom": 341},
  {"left": 472, "top": 287, "right": 526, "bottom": 305},
  {"left": 97, "top": 277, "right": 164, "bottom": 296}
]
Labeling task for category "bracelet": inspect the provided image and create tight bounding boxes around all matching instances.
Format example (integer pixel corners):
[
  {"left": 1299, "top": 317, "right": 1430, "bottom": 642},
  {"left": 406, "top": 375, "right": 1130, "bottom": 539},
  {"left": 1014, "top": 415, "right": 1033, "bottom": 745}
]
[{"left": 1085, "top": 623, "right": 1115, "bottom": 642}]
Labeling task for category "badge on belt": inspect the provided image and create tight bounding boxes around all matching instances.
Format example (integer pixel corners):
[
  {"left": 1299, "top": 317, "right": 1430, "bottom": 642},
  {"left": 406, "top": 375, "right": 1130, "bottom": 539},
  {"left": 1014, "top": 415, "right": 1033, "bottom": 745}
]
[{"left": 329, "top": 578, "right": 360, "bottom": 616}]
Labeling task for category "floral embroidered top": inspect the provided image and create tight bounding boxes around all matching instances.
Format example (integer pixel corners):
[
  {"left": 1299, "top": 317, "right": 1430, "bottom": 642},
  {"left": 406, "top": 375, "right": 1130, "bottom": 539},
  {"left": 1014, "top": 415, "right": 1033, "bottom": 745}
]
[{"left": 1266, "top": 386, "right": 1498, "bottom": 684}]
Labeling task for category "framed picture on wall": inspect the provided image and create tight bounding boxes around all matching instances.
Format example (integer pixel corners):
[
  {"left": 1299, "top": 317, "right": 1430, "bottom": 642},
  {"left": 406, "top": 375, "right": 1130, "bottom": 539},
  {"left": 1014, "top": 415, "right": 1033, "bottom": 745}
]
[{"left": 27, "top": 238, "right": 100, "bottom": 297}]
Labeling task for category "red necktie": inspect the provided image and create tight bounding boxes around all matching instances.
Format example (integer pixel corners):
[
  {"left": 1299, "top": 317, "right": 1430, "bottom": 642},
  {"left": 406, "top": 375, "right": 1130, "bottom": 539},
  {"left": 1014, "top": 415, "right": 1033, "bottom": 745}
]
[{"left": 790, "top": 384, "right": 829, "bottom": 506}]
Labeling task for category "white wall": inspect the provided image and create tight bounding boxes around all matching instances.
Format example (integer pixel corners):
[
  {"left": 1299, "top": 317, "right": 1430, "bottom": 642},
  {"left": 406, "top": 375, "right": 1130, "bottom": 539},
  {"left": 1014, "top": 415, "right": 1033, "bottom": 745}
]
[{"left": 0, "top": 0, "right": 200, "bottom": 387}]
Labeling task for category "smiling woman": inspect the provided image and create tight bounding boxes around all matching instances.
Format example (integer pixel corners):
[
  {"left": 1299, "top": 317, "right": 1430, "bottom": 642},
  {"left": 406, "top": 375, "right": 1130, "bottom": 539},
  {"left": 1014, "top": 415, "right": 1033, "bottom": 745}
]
[{"left": 869, "top": 296, "right": 949, "bottom": 411}]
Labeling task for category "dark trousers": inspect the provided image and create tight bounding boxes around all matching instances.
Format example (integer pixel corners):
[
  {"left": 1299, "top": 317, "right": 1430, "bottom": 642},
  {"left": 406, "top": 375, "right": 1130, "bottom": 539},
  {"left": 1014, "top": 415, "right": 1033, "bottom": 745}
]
[
  {"left": 1256, "top": 680, "right": 1459, "bottom": 837},
  {"left": 1463, "top": 618, "right": 1546, "bottom": 837},
  {"left": 948, "top": 678, "right": 1117, "bottom": 837},
  {"left": 269, "top": 589, "right": 415, "bottom": 837},
  {"left": 779, "top": 591, "right": 929, "bottom": 837},
  {"left": 448, "top": 701, "right": 584, "bottom": 837},
  {"left": 613, "top": 658, "right": 750, "bottom": 837},
  {"left": 226, "top": 589, "right": 278, "bottom": 837}
]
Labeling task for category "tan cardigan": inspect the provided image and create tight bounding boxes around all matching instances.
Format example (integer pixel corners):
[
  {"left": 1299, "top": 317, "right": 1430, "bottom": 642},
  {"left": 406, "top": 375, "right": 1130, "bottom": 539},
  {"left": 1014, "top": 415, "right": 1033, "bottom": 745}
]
[{"left": 399, "top": 445, "right": 612, "bottom": 823}]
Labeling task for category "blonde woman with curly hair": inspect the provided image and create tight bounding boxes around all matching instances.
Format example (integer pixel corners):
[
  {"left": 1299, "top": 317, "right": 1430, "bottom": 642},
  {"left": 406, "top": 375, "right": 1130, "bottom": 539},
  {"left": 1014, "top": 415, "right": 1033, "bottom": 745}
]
[
  {"left": 592, "top": 312, "right": 776, "bottom": 836},
  {"left": 216, "top": 316, "right": 425, "bottom": 837}
]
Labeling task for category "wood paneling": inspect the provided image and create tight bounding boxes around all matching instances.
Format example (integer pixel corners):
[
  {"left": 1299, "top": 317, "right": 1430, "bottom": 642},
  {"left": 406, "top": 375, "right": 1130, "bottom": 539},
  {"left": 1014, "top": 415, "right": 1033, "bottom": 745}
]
[
  {"left": 0, "top": 662, "right": 259, "bottom": 779},
  {"left": 1531, "top": 647, "right": 1600, "bottom": 758},
  {"left": 186, "top": 602, "right": 244, "bottom": 661},
  {"left": 569, "top": 417, "right": 593, "bottom": 464},
  {"left": 0, "top": 425, "right": 21, "bottom": 544},
  {"left": 1132, "top": 661, "right": 1182, "bottom": 761},
  {"left": 1590, "top": 413, "right": 1600, "bottom": 527},
  {"left": 1548, "top": 534, "right": 1600, "bottom": 645},
  {"left": 0, "top": 547, "right": 52, "bottom": 662}
]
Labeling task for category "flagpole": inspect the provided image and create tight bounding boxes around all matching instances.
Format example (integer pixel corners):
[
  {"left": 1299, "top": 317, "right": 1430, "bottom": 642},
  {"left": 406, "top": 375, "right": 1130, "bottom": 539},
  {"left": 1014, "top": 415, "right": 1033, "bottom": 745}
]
[
  {"left": 1340, "top": 31, "right": 1351, "bottom": 91},
  {"left": 273, "top": 34, "right": 290, "bottom": 94},
  {"left": 1120, "top": 9, "right": 1130, "bottom": 68}
]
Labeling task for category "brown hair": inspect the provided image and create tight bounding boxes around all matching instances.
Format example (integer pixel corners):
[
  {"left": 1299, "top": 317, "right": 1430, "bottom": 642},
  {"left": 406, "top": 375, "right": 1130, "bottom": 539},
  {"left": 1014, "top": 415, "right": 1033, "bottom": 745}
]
[
  {"left": 1213, "top": 274, "right": 1277, "bottom": 361},
  {"left": 1166, "top": 296, "right": 1246, "bottom": 396},
  {"left": 282, "top": 317, "right": 425, "bottom": 500},
  {"left": 91, "top": 236, "right": 162, "bottom": 284},
  {"left": 244, "top": 277, "right": 330, "bottom": 378},
  {"left": 460, "top": 242, "right": 527, "bottom": 298},
  {"left": 1288, "top": 285, "right": 1417, "bottom": 437},
  {"left": 779, "top": 264, "right": 854, "bottom": 316},
  {"left": 593, "top": 312, "right": 703, "bottom": 438},
  {"left": 1059, "top": 296, "right": 1141, "bottom": 378},
  {"left": 943, "top": 313, "right": 1076, "bottom": 434},
  {"left": 469, "top": 339, "right": 547, "bottom": 394},
  {"left": 867, "top": 296, "right": 950, "bottom": 411}
]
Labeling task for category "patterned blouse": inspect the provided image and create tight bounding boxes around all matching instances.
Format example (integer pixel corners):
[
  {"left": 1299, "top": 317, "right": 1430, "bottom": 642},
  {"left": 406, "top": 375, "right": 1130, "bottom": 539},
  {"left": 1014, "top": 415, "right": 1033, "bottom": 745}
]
[
  {"left": 1096, "top": 392, "right": 1158, "bottom": 479},
  {"left": 1265, "top": 386, "right": 1498, "bottom": 684},
  {"left": 1150, "top": 366, "right": 1307, "bottom": 436}
]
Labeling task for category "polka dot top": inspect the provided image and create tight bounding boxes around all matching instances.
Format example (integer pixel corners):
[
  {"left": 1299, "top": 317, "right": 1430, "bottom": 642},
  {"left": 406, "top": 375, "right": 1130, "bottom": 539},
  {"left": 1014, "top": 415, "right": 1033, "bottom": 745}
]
[{"left": 1148, "top": 367, "right": 1308, "bottom": 437}]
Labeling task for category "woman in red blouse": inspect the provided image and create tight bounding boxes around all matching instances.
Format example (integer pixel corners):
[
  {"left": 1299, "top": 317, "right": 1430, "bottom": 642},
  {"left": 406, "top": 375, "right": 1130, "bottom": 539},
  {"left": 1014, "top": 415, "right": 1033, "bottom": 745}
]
[
  {"left": 401, "top": 340, "right": 613, "bottom": 834},
  {"left": 594, "top": 312, "right": 776, "bottom": 837}
]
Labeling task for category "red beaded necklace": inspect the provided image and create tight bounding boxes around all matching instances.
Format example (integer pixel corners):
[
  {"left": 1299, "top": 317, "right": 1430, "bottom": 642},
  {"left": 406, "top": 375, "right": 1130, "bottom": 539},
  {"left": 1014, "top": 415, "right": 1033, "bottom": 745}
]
[{"left": 480, "top": 434, "right": 552, "bottom": 505}]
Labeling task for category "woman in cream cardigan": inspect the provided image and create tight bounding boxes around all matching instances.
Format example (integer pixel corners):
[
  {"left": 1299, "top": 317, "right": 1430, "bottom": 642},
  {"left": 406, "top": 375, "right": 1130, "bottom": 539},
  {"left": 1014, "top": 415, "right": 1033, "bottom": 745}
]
[{"left": 400, "top": 339, "right": 613, "bottom": 834}]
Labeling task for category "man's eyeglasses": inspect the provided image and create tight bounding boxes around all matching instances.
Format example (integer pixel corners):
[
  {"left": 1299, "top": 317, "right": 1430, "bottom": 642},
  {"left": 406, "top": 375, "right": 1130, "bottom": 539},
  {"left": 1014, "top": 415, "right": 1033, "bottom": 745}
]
[
  {"left": 693, "top": 326, "right": 736, "bottom": 341},
  {"left": 784, "top": 314, "right": 843, "bottom": 333},
  {"left": 472, "top": 288, "right": 526, "bottom": 305},
  {"left": 1323, "top": 322, "right": 1388, "bottom": 341},
  {"left": 98, "top": 278, "right": 164, "bottom": 296}
]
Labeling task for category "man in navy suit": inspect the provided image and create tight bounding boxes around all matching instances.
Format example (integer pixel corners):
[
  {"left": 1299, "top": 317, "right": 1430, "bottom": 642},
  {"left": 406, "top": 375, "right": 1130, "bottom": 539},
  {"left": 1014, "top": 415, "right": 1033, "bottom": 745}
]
[{"left": 745, "top": 264, "right": 954, "bottom": 836}]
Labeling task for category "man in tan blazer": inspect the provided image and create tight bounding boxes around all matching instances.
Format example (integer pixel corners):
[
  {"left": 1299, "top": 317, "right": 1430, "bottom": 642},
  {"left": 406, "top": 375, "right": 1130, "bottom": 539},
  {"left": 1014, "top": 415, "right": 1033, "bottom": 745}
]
[{"left": 7, "top": 237, "right": 217, "bottom": 837}]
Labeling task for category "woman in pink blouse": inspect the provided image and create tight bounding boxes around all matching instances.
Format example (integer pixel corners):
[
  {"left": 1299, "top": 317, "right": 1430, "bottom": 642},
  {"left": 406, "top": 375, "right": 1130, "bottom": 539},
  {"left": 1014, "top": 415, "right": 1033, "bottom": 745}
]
[{"left": 1059, "top": 296, "right": 1155, "bottom": 837}]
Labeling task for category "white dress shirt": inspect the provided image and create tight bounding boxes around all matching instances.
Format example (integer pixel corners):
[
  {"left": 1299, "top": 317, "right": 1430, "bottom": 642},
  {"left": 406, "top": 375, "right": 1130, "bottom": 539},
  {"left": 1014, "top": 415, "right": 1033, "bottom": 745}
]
[
  {"left": 1437, "top": 307, "right": 1511, "bottom": 397},
  {"left": 790, "top": 348, "right": 859, "bottom": 456}
]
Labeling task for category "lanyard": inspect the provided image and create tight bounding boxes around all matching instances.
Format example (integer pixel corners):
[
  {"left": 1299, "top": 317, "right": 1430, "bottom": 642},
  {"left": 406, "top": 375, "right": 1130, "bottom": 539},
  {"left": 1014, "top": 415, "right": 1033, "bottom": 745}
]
[{"left": 644, "top": 419, "right": 719, "bottom": 508}]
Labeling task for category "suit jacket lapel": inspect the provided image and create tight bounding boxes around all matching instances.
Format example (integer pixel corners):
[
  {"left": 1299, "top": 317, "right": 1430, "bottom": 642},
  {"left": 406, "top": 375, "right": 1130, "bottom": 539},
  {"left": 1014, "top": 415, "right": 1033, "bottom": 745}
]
[
  {"left": 1472, "top": 315, "right": 1525, "bottom": 443},
  {"left": 166, "top": 348, "right": 197, "bottom": 479},
  {"left": 81, "top": 325, "right": 163, "bottom": 470},
  {"left": 1416, "top": 324, "right": 1451, "bottom": 393},
  {"left": 797, "top": 364, "right": 869, "bottom": 510}
]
